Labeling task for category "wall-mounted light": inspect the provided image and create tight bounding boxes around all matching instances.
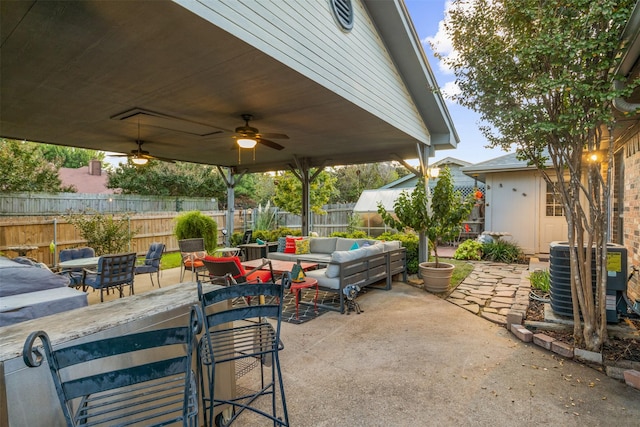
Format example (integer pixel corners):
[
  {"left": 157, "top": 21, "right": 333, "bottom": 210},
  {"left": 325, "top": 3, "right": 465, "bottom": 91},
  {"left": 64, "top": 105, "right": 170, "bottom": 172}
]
[
  {"left": 427, "top": 167, "right": 440, "bottom": 179},
  {"left": 237, "top": 138, "right": 257, "bottom": 149},
  {"left": 132, "top": 156, "right": 148, "bottom": 165}
]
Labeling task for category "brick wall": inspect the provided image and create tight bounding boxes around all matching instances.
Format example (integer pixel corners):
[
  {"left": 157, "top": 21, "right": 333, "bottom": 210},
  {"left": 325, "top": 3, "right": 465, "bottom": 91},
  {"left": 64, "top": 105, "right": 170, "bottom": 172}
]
[{"left": 622, "top": 134, "right": 640, "bottom": 297}]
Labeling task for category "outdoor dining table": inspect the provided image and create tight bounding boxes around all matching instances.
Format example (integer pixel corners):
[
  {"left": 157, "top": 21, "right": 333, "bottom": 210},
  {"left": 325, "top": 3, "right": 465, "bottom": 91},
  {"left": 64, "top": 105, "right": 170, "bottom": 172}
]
[{"left": 58, "top": 256, "right": 100, "bottom": 270}]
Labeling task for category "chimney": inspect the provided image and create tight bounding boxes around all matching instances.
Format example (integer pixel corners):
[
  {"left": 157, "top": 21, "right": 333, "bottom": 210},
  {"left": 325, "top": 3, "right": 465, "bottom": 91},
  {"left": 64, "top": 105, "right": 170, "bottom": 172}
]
[{"left": 88, "top": 159, "right": 102, "bottom": 176}]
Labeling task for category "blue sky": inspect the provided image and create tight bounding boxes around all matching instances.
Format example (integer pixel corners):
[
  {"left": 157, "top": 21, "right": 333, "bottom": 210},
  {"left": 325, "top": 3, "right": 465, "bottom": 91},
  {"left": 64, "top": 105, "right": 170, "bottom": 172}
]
[{"left": 404, "top": 0, "right": 511, "bottom": 164}]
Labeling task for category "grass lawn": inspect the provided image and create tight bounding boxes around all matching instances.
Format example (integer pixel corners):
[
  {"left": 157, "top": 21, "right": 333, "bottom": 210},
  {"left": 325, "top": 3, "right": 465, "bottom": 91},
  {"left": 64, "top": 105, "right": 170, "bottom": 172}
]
[
  {"left": 448, "top": 259, "right": 475, "bottom": 288},
  {"left": 161, "top": 252, "right": 183, "bottom": 270}
]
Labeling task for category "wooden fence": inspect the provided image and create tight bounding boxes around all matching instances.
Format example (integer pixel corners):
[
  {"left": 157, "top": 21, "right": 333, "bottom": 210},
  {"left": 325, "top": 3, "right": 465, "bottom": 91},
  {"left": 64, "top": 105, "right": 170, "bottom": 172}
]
[
  {"left": 0, "top": 201, "right": 355, "bottom": 265},
  {"left": 0, "top": 192, "right": 218, "bottom": 216}
]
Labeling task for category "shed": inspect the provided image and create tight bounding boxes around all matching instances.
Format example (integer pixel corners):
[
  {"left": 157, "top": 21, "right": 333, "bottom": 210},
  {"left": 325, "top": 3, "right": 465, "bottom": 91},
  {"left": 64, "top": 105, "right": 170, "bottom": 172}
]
[{"left": 462, "top": 152, "right": 564, "bottom": 254}]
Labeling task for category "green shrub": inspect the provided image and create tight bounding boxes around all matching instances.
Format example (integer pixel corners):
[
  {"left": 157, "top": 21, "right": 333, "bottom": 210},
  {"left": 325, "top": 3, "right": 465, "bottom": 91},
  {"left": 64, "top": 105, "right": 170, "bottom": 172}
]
[
  {"left": 330, "top": 230, "right": 368, "bottom": 239},
  {"left": 481, "top": 240, "right": 523, "bottom": 263},
  {"left": 529, "top": 269, "right": 550, "bottom": 292},
  {"left": 379, "top": 231, "right": 419, "bottom": 275},
  {"left": 453, "top": 239, "right": 483, "bottom": 260},
  {"left": 65, "top": 210, "right": 137, "bottom": 256},
  {"left": 253, "top": 202, "right": 277, "bottom": 230},
  {"left": 174, "top": 211, "right": 217, "bottom": 252}
]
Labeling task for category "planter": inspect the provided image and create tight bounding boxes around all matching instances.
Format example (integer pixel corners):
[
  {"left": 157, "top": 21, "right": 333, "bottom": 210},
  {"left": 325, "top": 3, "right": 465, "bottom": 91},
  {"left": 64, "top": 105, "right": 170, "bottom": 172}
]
[{"left": 419, "top": 261, "right": 455, "bottom": 293}]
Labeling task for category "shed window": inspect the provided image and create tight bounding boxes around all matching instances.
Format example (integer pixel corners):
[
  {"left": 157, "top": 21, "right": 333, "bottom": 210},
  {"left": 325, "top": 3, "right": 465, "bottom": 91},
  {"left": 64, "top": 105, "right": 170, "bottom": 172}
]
[{"left": 545, "top": 182, "right": 565, "bottom": 217}]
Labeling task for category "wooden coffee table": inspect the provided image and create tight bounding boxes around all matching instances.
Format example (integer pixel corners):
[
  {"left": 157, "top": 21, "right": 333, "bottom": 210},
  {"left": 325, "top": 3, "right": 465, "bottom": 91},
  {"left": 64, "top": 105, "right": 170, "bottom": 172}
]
[
  {"left": 289, "top": 277, "right": 319, "bottom": 319},
  {"left": 241, "top": 259, "right": 318, "bottom": 276}
]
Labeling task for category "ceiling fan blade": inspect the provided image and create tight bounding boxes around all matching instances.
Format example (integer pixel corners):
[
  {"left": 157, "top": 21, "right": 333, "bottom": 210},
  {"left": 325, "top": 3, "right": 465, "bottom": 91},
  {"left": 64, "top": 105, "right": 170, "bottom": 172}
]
[
  {"left": 257, "top": 138, "right": 285, "bottom": 150},
  {"left": 259, "top": 132, "right": 289, "bottom": 139},
  {"left": 149, "top": 155, "right": 175, "bottom": 163}
]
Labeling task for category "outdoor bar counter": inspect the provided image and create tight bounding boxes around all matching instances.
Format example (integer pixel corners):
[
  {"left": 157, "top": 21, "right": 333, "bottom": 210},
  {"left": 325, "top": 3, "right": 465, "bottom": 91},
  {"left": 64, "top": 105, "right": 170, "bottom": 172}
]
[{"left": 0, "top": 282, "right": 232, "bottom": 426}]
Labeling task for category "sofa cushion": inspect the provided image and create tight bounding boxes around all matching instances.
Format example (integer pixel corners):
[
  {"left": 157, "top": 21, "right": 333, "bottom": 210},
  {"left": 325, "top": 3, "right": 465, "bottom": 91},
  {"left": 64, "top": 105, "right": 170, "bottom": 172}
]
[
  {"left": 349, "top": 242, "right": 359, "bottom": 250},
  {"left": 335, "top": 238, "right": 361, "bottom": 252},
  {"left": 325, "top": 247, "right": 368, "bottom": 278},
  {"left": 295, "top": 238, "right": 310, "bottom": 254},
  {"left": 363, "top": 244, "right": 384, "bottom": 256},
  {"left": 309, "top": 237, "right": 337, "bottom": 254},
  {"left": 305, "top": 268, "right": 340, "bottom": 290},
  {"left": 378, "top": 240, "right": 401, "bottom": 251}
]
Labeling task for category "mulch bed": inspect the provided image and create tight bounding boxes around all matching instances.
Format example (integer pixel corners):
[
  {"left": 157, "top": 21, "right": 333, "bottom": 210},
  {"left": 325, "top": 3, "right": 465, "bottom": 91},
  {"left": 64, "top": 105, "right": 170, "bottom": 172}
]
[{"left": 527, "top": 297, "right": 640, "bottom": 363}]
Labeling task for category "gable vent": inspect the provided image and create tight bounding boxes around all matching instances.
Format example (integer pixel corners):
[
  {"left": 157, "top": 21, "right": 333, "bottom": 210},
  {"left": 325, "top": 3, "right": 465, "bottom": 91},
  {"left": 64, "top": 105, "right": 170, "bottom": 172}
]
[{"left": 331, "top": 0, "right": 354, "bottom": 31}]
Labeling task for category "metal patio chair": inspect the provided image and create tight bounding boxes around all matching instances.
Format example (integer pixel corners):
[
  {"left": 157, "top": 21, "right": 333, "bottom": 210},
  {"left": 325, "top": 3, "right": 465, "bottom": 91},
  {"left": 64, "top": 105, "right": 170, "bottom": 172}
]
[
  {"left": 82, "top": 252, "right": 137, "bottom": 302},
  {"left": 22, "top": 305, "right": 203, "bottom": 427},
  {"left": 179, "top": 238, "right": 207, "bottom": 282},
  {"left": 197, "top": 279, "right": 289, "bottom": 427},
  {"left": 134, "top": 242, "right": 165, "bottom": 287},
  {"left": 58, "top": 247, "right": 95, "bottom": 289}
]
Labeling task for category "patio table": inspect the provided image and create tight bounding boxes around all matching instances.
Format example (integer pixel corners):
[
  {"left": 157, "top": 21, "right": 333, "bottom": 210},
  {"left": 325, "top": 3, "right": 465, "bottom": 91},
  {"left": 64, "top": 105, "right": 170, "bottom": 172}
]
[{"left": 58, "top": 256, "right": 100, "bottom": 270}]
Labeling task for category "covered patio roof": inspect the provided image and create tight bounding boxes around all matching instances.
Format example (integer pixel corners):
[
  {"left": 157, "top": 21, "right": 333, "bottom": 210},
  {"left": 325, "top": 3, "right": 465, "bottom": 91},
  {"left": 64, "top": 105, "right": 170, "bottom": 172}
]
[{"left": 0, "top": 0, "right": 457, "bottom": 174}]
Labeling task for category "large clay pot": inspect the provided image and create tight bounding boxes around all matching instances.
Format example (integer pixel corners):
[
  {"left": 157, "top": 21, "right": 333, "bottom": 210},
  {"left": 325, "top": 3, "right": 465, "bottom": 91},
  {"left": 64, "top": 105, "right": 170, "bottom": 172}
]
[{"left": 419, "top": 261, "right": 455, "bottom": 293}]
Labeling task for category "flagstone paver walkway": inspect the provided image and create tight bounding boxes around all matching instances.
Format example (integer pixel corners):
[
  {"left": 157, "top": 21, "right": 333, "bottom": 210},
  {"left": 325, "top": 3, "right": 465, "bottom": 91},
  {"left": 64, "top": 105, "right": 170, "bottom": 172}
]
[{"left": 446, "top": 261, "right": 531, "bottom": 325}]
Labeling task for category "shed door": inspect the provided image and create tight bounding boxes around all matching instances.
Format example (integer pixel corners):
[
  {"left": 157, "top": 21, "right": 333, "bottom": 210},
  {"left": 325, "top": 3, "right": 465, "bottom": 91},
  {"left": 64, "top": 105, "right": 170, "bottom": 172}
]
[{"left": 538, "top": 180, "right": 568, "bottom": 253}]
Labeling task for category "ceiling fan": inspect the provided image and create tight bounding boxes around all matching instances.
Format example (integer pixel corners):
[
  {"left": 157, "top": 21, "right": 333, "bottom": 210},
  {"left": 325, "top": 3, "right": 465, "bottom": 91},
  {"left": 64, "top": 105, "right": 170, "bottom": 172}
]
[
  {"left": 232, "top": 114, "right": 288, "bottom": 151},
  {"left": 112, "top": 119, "right": 175, "bottom": 165},
  {"left": 113, "top": 140, "right": 175, "bottom": 165}
]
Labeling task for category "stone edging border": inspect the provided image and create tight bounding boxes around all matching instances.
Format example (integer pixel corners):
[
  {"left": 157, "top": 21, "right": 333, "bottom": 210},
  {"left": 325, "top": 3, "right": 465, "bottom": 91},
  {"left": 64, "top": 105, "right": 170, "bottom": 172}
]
[{"left": 507, "top": 269, "right": 640, "bottom": 390}]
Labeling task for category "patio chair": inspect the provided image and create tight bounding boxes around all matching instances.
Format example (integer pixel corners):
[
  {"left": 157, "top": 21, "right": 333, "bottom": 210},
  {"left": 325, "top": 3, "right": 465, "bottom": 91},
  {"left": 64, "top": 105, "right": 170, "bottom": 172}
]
[
  {"left": 198, "top": 255, "right": 273, "bottom": 286},
  {"left": 58, "top": 247, "right": 95, "bottom": 289},
  {"left": 82, "top": 252, "right": 137, "bottom": 302},
  {"left": 179, "top": 238, "right": 207, "bottom": 282},
  {"left": 134, "top": 242, "right": 165, "bottom": 287},
  {"left": 197, "top": 279, "right": 289, "bottom": 427},
  {"left": 22, "top": 305, "right": 203, "bottom": 427},
  {"left": 240, "top": 230, "right": 253, "bottom": 260}
]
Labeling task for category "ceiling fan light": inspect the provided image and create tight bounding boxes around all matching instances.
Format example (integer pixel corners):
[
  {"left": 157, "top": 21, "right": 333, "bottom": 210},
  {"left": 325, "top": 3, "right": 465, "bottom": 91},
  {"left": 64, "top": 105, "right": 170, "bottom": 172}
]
[
  {"left": 132, "top": 156, "right": 148, "bottom": 165},
  {"left": 237, "top": 138, "right": 257, "bottom": 149}
]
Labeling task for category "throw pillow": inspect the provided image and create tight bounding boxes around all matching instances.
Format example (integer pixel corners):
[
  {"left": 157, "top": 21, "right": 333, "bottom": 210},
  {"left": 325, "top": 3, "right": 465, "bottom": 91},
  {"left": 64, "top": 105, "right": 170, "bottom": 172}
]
[
  {"left": 295, "top": 238, "right": 310, "bottom": 254},
  {"left": 284, "top": 236, "right": 302, "bottom": 254},
  {"left": 350, "top": 242, "right": 359, "bottom": 250},
  {"left": 277, "top": 237, "right": 287, "bottom": 252}
]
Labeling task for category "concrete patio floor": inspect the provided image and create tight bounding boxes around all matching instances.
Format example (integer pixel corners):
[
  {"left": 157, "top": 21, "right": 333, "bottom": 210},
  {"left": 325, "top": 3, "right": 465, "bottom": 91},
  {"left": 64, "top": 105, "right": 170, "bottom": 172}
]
[{"left": 89, "top": 263, "right": 640, "bottom": 426}]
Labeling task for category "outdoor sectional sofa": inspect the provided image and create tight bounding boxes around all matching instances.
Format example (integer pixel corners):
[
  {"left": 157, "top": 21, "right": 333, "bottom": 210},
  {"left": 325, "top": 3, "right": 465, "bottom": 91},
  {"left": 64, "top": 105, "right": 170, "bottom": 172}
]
[{"left": 268, "top": 237, "right": 407, "bottom": 313}]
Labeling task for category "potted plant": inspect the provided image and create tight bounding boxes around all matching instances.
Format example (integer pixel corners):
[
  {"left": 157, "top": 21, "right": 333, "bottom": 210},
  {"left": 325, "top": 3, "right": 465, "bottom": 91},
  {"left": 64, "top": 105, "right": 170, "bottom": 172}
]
[{"left": 378, "top": 166, "right": 474, "bottom": 292}]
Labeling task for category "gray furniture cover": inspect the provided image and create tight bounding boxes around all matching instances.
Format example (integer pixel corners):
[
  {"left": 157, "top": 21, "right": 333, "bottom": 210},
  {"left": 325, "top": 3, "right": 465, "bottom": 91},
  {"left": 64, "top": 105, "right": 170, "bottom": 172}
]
[{"left": 0, "top": 256, "right": 87, "bottom": 327}]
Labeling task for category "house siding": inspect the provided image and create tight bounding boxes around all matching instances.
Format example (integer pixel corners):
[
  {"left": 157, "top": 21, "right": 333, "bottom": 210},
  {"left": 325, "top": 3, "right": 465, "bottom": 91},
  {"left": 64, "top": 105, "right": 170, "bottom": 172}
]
[{"left": 175, "top": 0, "right": 428, "bottom": 142}]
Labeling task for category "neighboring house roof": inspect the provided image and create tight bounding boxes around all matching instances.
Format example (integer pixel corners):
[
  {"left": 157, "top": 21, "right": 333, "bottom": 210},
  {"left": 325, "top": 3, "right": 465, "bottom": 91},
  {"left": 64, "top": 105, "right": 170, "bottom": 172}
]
[
  {"left": 382, "top": 156, "right": 476, "bottom": 189},
  {"left": 461, "top": 152, "right": 555, "bottom": 182},
  {"left": 58, "top": 164, "right": 115, "bottom": 194}
]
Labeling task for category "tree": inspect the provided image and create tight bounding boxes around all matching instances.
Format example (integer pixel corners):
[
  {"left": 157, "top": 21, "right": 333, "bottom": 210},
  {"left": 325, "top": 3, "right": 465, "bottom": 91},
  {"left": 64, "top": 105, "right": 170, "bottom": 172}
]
[
  {"left": 272, "top": 170, "right": 338, "bottom": 215},
  {"left": 436, "top": 0, "right": 637, "bottom": 350},
  {"left": 65, "top": 209, "right": 137, "bottom": 255},
  {"left": 0, "top": 139, "right": 75, "bottom": 192},
  {"left": 329, "top": 163, "right": 400, "bottom": 203},
  {"left": 37, "top": 144, "right": 104, "bottom": 168},
  {"left": 378, "top": 167, "right": 473, "bottom": 266},
  {"left": 107, "top": 160, "right": 226, "bottom": 201}
]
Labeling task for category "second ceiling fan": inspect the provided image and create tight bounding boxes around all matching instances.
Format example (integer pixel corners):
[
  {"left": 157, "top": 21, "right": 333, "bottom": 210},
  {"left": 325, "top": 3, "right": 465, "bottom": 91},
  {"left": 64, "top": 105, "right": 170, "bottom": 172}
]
[{"left": 232, "top": 114, "right": 288, "bottom": 151}]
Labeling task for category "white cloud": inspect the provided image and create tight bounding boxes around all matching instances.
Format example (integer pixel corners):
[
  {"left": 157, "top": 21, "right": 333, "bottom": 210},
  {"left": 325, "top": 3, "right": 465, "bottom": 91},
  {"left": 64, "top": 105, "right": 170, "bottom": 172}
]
[
  {"left": 440, "top": 80, "right": 461, "bottom": 101},
  {"left": 422, "top": 0, "right": 456, "bottom": 75}
]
